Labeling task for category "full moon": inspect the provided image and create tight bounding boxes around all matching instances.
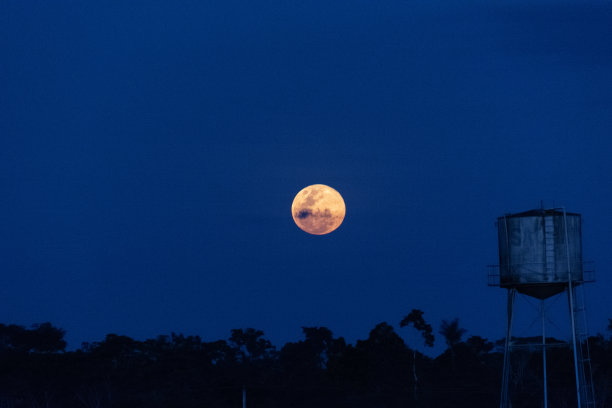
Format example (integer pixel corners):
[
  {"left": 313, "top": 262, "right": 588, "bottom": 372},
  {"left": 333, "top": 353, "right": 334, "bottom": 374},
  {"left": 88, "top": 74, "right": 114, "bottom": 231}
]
[{"left": 291, "top": 184, "right": 346, "bottom": 235}]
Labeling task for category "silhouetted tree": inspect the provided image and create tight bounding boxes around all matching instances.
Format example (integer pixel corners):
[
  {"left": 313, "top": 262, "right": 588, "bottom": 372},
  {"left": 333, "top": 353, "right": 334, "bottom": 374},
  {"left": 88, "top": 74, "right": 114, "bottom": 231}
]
[
  {"left": 400, "top": 310, "right": 435, "bottom": 347},
  {"left": 202, "top": 339, "right": 232, "bottom": 365},
  {"left": 0, "top": 322, "right": 66, "bottom": 353},
  {"left": 439, "top": 318, "right": 466, "bottom": 371},
  {"left": 440, "top": 318, "right": 466, "bottom": 350},
  {"left": 354, "top": 322, "right": 411, "bottom": 399},
  {"left": 280, "top": 326, "right": 334, "bottom": 379},
  {"left": 467, "top": 335, "right": 493, "bottom": 355},
  {"left": 302, "top": 327, "right": 333, "bottom": 368},
  {"left": 278, "top": 327, "right": 349, "bottom": 406},
  {"left": 29, "top": 323, "right": 67, "bottom": 353},
  {"left": 228, "top": 328, "right": 275, "bottom": 362}
]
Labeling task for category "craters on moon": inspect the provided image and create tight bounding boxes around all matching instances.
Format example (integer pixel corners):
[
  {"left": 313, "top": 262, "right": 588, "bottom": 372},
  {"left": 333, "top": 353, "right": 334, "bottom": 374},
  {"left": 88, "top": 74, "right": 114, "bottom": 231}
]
[{"left": 291, "top": 184, "right": 345, "bottom": 235}]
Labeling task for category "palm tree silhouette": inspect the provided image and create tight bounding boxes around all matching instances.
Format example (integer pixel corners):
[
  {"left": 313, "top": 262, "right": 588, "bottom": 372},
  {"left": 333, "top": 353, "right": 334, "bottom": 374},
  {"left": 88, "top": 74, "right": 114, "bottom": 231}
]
[{"left": 439, "top": 318, "right": 466, "bottom": 369}]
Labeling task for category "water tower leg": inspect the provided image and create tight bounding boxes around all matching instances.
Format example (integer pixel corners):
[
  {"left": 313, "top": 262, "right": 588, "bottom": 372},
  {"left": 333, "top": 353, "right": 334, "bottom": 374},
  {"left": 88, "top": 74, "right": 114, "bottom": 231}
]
[
  {"left": 568, "top": 283, "right": 582, "bottom": 408},
  {"left": 500, "top": 288, "right": 516, "bottom": 408},
  {"left": 541, "top": 300, "right": 548, "bottom": 408}
]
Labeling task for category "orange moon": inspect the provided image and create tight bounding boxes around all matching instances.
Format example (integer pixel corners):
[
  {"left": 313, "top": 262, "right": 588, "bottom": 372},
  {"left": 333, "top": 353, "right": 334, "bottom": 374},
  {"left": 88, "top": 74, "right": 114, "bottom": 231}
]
[{"left": 291, "top": 184, "right": 346, "bottom": 235}]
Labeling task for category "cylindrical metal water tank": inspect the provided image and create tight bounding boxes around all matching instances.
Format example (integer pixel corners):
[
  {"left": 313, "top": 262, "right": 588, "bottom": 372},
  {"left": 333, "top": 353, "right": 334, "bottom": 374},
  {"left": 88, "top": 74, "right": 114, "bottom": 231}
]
[{"left": 497, "top": 209, "right": 583, "bottom": 299}]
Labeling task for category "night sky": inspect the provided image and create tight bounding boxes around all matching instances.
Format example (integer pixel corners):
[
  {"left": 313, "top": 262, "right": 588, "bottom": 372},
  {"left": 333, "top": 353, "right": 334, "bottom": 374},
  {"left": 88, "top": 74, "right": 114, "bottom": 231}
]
[{"left": 2, "top": 0, "right": 612, "bottom": 354}]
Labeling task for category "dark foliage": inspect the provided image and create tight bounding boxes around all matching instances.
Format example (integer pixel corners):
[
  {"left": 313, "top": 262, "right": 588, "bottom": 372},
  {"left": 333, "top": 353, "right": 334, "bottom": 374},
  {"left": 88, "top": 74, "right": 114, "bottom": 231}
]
[
  {"left": 1, "top": 320, "right": 611, "bottom": 407},
  {"left": 400, "top": 309, "right": 435, "bottom": 347},
  {"left": 439, "top": 318, "right": 467, "bottom": 350}
]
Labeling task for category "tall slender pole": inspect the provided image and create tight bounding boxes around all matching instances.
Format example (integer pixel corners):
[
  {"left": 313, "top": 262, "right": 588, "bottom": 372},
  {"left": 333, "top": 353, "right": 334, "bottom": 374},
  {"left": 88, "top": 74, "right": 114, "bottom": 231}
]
[
  {"left": 568, "top": 282, "right": 582, "bottom": 407},
  {"left": 500, "top": 288, "right": 515, "bottom": 408},
  {"left": 499, "top": 215, "right": 513, "bottom": 408},
  {"left": 563, "top": 209, "right": 582, "bottom": 408},
  {"left": 243, "top": 386, "right": 246, "bottom": 408},
  {"left": 542, "top": 300, "right": 548, "bottom": 408}
]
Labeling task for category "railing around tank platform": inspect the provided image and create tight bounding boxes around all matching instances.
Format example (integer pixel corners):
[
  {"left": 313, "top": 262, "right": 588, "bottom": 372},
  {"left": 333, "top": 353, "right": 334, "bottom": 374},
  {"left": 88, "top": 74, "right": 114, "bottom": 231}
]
[{"left": 486, "top": 262, "right": 595, "bottom": 287}]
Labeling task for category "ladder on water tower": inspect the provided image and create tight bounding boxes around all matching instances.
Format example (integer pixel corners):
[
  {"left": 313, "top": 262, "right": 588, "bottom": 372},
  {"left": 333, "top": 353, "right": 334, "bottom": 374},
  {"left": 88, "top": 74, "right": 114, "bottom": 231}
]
[
  {"left": 544, "top": 216, "right": 555, "bottom": 279},
  {"left": 572, "top": 283, "right": 596, "bottom": 407}
]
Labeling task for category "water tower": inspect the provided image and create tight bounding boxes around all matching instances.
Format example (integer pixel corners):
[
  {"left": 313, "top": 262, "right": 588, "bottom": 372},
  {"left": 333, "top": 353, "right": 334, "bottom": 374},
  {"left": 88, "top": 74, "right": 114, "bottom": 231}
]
[{"left": 489, "top": 208, "right": 596, "bottom": 408}]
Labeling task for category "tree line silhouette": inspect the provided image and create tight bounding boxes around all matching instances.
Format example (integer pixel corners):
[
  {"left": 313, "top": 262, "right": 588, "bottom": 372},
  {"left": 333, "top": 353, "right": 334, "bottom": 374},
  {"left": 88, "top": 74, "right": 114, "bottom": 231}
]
[{"left": 1, "top": 312, "right": 612, "bottom": 407}]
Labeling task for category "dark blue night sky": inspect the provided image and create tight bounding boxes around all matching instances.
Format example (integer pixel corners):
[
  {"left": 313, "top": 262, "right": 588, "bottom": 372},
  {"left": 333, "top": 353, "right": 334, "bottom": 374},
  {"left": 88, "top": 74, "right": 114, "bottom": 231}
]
[{"left": 2, "top": 0, "right": 612, "bottom": 353}]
